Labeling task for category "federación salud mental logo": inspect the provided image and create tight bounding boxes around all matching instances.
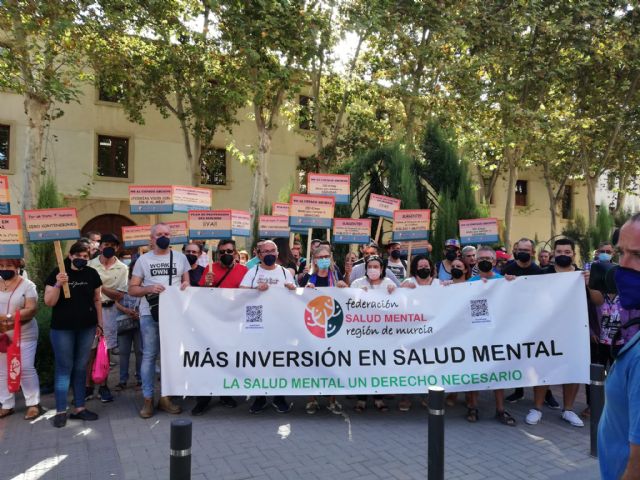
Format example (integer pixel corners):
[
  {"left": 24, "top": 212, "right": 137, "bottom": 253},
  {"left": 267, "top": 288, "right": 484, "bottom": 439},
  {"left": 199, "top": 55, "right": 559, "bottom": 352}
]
[{"left": 304, "top": 296, "right": 344, "bottom": 339}]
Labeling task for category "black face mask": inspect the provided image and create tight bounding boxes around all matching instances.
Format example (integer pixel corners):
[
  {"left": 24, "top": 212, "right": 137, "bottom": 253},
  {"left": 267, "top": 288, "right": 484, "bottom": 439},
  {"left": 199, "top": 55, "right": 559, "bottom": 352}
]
[
  {"left": 516, "top": 251, "right": 531, "bottom": 263},
  {"left": 390, "top": 250, "right": 401, "bottom": 260},
  {"left": 262, "top": 254, "right": 277, "bottom": 266},
  {"left": 478, "top": 260, "right": 494, "bottom": 273},
  {"left": 451, "top": 268, "right": 464, "bottom": 279},
  {"left": 220, "top": 253, "right": 234, "bottom": 267},
  {"left": 445, "top": 250, "right": 458, "bottom": 262},
  {"left": 185, "top": 254, "right": 199, "bottom": 266},
  {"left": 416, "top": 268, "right": 431, "bottom": 279},
  {"left": 102, "top": 247, "right": 116, "bottom": 259},
  {"left": 72, "top": 258, "right": 88, "bottom": 269},
  {"left": 555, "top": 255, "right": 573, "bottom": 268},
  {"left": 156, "top": 236, "right": 171, "bottom": 249},
  {"left": 0, "top": 270, "right": 16, "bottom": 281}
]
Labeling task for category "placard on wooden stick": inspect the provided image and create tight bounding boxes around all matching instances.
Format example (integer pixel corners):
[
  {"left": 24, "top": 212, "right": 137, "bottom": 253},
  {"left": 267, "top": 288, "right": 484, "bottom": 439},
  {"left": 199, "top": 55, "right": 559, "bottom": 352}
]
[{"left": 0, "top": 215, "right": 24, "bottom": 259}]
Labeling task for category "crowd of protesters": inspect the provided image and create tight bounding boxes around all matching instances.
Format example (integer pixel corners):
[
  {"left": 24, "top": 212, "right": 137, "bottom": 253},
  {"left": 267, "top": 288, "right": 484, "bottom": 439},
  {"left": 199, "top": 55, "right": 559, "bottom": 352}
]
[{"left": 1, "top": 215, "right": 638, "bottom": 461}]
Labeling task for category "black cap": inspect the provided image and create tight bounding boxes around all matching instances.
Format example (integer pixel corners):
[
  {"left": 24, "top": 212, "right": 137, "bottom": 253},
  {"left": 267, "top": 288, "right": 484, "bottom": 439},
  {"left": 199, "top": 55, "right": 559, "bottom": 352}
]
[{"left": 100, "top": 233, "right": 121, "bottom": 246}]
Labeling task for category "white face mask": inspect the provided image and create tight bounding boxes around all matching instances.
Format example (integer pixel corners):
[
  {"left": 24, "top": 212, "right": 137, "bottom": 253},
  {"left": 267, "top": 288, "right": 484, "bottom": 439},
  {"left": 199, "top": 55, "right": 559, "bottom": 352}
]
[{"left": 367, "top": 268, "right": 381, "bottom": 280}]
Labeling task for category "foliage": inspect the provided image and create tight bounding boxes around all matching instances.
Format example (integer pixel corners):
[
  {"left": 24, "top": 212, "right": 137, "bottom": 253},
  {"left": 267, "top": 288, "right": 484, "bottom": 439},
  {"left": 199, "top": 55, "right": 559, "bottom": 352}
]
[
  {"left": 589, "top": 203, "right": 615, "bottom": 249},
  {"left": 561, "top": 213, "right": 592, "bottom": 264},
  {"left": 431, "top": 194, "right": 458, "bottom": 263}
]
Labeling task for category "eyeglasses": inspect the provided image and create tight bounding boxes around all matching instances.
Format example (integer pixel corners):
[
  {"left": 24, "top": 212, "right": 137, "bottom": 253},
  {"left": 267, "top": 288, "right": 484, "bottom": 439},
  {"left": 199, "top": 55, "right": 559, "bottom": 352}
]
[
  {"left": 218, "top": 249, "right": 234, "bottom": 255},
  {"left": 260, "top": 249, "right": 277, "bottom": 255}
]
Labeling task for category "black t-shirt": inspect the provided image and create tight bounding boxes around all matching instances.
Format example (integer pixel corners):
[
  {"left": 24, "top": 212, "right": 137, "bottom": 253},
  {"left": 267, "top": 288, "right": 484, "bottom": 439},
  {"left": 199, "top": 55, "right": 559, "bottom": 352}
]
[
  {"left": 189, "top": 265, "right": 205, "bottom": 286},
  {"left": 502, "top": 262, "right": 542, "bottom": 276},
  {"left": 299, "top": 270, "right": 344, "bottom": 287},
  {"left": 46, "top": 261, "right": 103, "bottom": 330}
]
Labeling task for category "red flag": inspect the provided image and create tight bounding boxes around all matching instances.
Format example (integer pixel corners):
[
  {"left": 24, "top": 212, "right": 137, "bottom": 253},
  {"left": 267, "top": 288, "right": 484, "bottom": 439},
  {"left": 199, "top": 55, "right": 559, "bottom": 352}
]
[{"left": 6, "top": 309, "right": 21, "bottom": 393}]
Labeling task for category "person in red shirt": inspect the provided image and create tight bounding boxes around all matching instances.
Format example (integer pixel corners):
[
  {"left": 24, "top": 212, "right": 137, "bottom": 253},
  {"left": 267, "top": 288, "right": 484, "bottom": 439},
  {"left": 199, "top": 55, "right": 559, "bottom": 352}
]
[{"left": 192, "top": 239, "right": 248, "bottom": 415}]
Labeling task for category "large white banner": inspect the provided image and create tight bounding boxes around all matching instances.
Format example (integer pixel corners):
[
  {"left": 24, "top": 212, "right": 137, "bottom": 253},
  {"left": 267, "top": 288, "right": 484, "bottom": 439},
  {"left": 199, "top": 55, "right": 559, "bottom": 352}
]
[{"left": 160, "top": 272, "right": 590, "bottom": 396}]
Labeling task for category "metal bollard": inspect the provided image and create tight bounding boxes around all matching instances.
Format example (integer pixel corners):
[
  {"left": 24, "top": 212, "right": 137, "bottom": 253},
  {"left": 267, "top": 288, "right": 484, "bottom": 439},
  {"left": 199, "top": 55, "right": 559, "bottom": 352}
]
[
  {"left": 427, "top": 386, "right": 445, "bottom": 480},
  {"left": 170, "top": 419, "right": 192, "bottom": 480},
  {"left": 590, "top": 363, "right": 605, "bottom": 458}
]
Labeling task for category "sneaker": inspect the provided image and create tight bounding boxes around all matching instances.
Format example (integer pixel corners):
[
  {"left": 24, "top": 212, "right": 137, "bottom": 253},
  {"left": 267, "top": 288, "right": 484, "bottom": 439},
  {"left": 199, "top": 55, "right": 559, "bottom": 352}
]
[
  {"left": 219, "top": 396, "right": 237, "bottom": 408},
  {"left": 327, "top": 401, "right": 343, "bottom": 414},
  {"left": 191, "top": 398, "right": 211, "bottom": 416},
  {"left": 98, "top": 386, "right": 114, "bottom": 403},
  {"left": 506, "top": 388, "right": 524, "bottom": 403},
  {"left": 114, "top": 383, "right": 127, "bottom": 392},
  {"left": 69, "top": 409, "right": 99, "bottom": 421},
  {"left": 249, "top": 396, "right": 268, "bottom": 414},
  {"left": 272, "top": 397, "right": 292, "bottom": 413},
  {"left": 561, "top": 410, "right": 584, "bottom": 427},
  {"left": 84, "top": 386, "right": 95, "bottom": 401},
  {"left": 305, "top": 401, "right": 319, "bottom": 414},
  {"left": 52, "top": 413, "right": 67, "bottom": 428},
  {"left": 525, "top": 408, "right": 542, "bottom": 425},
  {"left": 544, "top": 390, "right": 561, "bottom": 410}
]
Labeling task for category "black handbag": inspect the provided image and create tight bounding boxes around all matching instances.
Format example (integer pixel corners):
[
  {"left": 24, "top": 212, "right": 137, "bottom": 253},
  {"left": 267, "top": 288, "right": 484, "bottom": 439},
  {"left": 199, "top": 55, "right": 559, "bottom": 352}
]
[{"left": 145, "top": 250, "right": 172, "bottom": 322}]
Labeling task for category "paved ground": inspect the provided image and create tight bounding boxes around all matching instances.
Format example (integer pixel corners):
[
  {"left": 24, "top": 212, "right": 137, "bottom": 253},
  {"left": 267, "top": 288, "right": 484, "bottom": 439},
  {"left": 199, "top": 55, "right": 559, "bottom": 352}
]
[{"left": 0, "top": 364, "right": 601, "bottom": 480}]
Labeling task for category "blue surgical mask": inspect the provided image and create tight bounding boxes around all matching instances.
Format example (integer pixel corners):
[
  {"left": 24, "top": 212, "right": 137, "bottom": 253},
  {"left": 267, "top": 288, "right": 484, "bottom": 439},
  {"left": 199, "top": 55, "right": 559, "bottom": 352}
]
[
  {"left": 598, "top": 253, "right": 612, "bottom": 262},
  {"left": 316, "top": 258, "right": 331, "bottom": 270},
  {"left": 615, "top": 266, "right": 640, "bottom": 310}
]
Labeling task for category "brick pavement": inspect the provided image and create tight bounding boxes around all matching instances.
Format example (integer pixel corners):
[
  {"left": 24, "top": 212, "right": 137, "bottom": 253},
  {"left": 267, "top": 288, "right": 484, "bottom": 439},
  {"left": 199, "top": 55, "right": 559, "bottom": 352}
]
[{"left": 0, "top": 366, "right": 600, "bottom": 480}]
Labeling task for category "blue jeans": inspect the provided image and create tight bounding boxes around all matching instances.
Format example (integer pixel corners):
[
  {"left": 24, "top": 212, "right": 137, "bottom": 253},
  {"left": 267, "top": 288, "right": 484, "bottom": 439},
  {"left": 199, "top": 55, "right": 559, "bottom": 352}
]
[
  {"left": 118, "top": 328, "right": 142, "bottom": 384},
  {"left": 140, "top": 315, "right": 159, "bottom": 399},
  {"left": 50, "top": 327, "right": 95, "bottom": 412}
]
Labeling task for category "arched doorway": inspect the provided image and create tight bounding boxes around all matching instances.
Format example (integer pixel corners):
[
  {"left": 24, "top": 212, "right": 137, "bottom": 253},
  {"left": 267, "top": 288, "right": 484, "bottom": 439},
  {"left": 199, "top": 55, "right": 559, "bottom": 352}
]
[{"left": 82, "top": 214, "right": 136, "bottom": 240}]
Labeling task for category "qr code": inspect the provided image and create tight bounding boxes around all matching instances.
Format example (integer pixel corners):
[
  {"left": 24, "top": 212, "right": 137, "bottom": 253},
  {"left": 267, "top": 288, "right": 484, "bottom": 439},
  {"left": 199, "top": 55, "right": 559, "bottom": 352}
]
[
  {"left": 246, "top": 305, "right": 263, "bottom": 324},
  {"left": 470, "top": 299, "right": 489, "bottom": 317}
]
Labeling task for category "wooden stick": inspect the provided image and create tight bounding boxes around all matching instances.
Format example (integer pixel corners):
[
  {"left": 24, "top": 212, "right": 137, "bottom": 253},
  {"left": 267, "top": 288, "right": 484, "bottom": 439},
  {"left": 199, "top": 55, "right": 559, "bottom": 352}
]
[
  {"left": 149, "top": 214, "right": 158, "bottom": 225},
  {"left": 375, "top": 217, "right": 384, "bottom": 244},
  {"left": 326, "top": 228, "right": 331, "bottom": 242},
  {"left": 289, "top": 232, "right": 295, "bottom": 249},
  {"left": 54, "top": 240, "right": 71, "bottom": 299},
  {"left": 208, "top": 239, "right": 214, "bottom": 271},
  {"left": 306, "top": 228, "right": 313, "bottom": 275}
]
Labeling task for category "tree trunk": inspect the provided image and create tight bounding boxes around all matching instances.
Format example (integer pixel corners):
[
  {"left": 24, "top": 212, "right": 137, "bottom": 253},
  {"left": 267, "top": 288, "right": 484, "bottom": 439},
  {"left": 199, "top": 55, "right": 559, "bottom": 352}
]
[
  {"left": 503, "top": 148, "right": 519, "bottom": 249},
  {"left": 248, "top": 117, "right": 271, "bottom": 248},
  {"left": 616, "top": 173, "right": 627, "bottom": 214},
  {"left": 542, "top": 164, "right": 558, "bottom": 239},
  {"left": 22, "top": 94, "right": 50, "bottom": 210},
  {"left": 585, "top": 174, "right": 597, "bottom": 226},
  {"left": 403, "top": 97, "right": 416, "bottom": 157}
]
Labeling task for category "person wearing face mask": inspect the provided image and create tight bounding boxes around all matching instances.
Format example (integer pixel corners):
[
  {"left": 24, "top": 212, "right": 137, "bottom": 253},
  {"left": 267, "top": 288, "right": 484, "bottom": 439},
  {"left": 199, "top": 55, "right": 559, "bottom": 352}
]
[
  {"left": 401, "top": 255, "right": 439, "bottom": 288},
  {"left": 44, "top": 241, "right": 104, "bottom": 428},
  {"left": 129, "top": 223, "right": 191, "bottom": 419},
  {"left": 437, "top": 239, "right": 461, "bottom": 281},
  {"left": 538, "top": 249, "right": 551, "bottom": 268},
  {"left": 385, "top": 241, "right": 407, "bottom": 282},
  {"left": 349, "top": 242, "right": 402, "bottom": 286},
  {"left": 86, "top": 233, "right": 128, "bottom": 403},
  {"left": 240, "top": 240, "right": 296, "bottom": 414},
  {"left": 0, "top": 258, "right": 42, "bottom": 420},
  {"left": 524, "top": 238, "right": 597, "bottom": 428},
  {"left": 183, "top": 242, "right": 205, "bottom": 286},
  {"left": 85, "top": 231, "right": 101, "bottom": 259},
  {"left": 190, "top": 239, "right": 247, "bottom": 416},
  {"left": 598, "top": 213, "right": 640, "bottom": 480}
]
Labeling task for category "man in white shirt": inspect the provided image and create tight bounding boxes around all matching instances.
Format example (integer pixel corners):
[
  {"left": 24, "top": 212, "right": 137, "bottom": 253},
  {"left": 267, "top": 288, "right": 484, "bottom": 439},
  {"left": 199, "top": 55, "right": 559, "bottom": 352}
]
[
  {"left": 129, "top": 223, "right": 190, "bottom": 419},
  {"left": 240, "top": 240, "right": 295, "bottom": 413}
]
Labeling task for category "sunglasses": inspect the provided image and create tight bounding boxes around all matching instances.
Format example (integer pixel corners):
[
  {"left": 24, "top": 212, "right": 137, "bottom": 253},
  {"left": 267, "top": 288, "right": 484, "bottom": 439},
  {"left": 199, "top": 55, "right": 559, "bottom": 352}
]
[{"left": 218, "top": 249, "right": 235, "bottom": 255}]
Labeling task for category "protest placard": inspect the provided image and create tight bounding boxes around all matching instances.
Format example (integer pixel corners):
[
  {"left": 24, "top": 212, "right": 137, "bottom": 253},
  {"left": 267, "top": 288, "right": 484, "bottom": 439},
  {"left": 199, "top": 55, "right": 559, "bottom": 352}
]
[
  {"left": 289, "top": 194, "right": 335, "bottom": 229},
  {"left": 231, "top": 210, "right": 251, "bottom": 237},
  {"left": 459, "top": 218, "right": 500, "bottom": 245},
  {"left": 0, "top": 175, "right": 10, "bottom": 215},
  {"left": 121, "top": 225, "right": 151, "bottom": 248},
  {"left": 366, "top": 193, "right": 401, "bottom": 219},
  {"left": 399, "top": 240, "right": 431, "bottom": 256},
  {"left": 0, "top": 215, "right": 23, "bottom": 258},
  {"left": 172, "top": 186, "right": 212, "bottom": 212},
  {"left": 272, "top": 202, "right": 290, "bottom": 217},
  {"left": 392, "top": 209, "right": 431, "bottom": 241},
  {"left": 166, "top": 221, "right": 189, "bottom": 244},
  {"left": 332, "top": 218, "right": 371, "bottom": 244},
  {"left": 129, "top": 185, "right": 173, "bottom": 214},
  {"left": 188, "top": 210, "right": 232, "bottom": 239},
  {"left": 307, "top": 173, "right": 350, "bottom": 205},
  {"left": 259, "top": 216, "right": 290, "bottom": 238}
]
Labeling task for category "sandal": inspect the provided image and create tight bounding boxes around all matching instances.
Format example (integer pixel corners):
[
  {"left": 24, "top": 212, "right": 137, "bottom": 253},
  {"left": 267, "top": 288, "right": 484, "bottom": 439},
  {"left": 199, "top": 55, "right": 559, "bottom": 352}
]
[
  {"left": 398, "top": 399, "right": 412, "bottom": 412},
  {"left": 354, "top": 401, "right": 367, "bottom": 413},
  {"left": 0, "top": 408, "right": 14, "bottom": 419},
  {"left": 466, "top": 407, "right": 479, "bottom": 423},
  {"left": 496, "top": 409, "right": 516, "bottom": 426},
  {"left": 374, "top": 400, "right": 389, "bottom": 412},
  {"left": 24, "top": 404, "right": 46, "bottom": 420}
]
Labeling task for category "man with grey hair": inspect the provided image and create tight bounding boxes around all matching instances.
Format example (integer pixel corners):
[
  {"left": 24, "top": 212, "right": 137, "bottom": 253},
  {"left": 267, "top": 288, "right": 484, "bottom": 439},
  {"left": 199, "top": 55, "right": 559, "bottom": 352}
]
[
  {"left": 129, "top": 223, "right": 191, "bottom": 419},
  {"left": 240, "top": 239, "right": 296, "bottom": 413}
]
